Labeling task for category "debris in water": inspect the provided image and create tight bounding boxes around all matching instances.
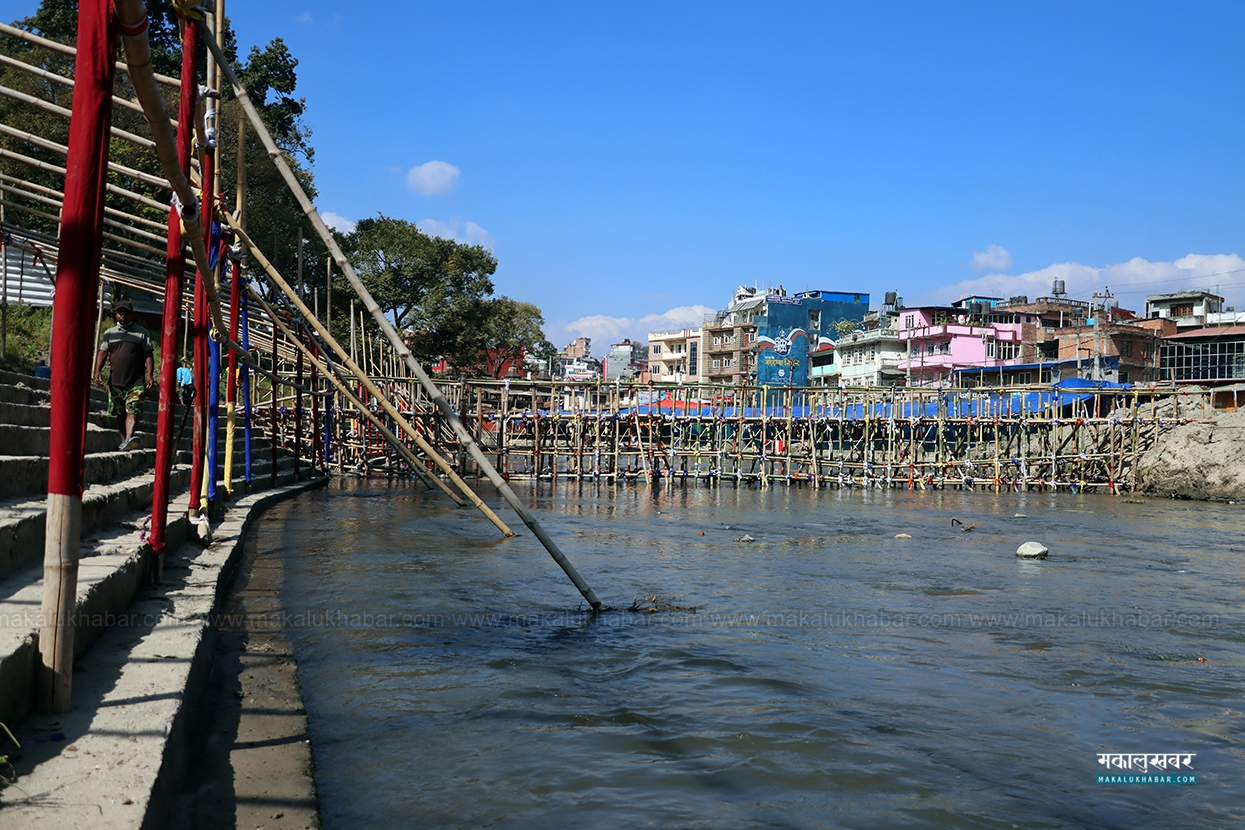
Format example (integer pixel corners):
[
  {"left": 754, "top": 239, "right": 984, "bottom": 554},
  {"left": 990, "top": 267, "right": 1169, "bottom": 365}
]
[
  {"left": 628, "top": 594, "right": 697, "bottom": 614},
  {"left": 736, "top": 534, "right": 756, "bottom": 543},
  {"left": 951, "top": 518, "right": 976, "bottom": 532},
  {"left": 894, "top": 533, "right": 913, "bottom": 539},
  {"left": 1013, "top": 513, "right": 1028, "bottom": 518}
]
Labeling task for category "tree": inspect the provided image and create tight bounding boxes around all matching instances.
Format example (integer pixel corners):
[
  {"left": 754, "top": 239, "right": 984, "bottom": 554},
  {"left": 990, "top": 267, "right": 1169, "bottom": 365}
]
[
  {"left": 342, "top": 216, "right": 497, "bottom": 363},
  {"left": 452, "top": 297, "right": 552, "bottom": 378}
]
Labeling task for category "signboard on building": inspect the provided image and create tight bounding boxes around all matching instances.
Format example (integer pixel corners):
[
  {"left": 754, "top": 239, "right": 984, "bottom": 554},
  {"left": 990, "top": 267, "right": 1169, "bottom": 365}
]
[{"left": 757, "top": 328, "right": 810, "bottom": 386}]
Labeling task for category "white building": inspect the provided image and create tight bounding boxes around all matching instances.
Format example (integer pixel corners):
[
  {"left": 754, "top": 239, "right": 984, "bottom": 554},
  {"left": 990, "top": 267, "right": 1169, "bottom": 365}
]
[
  {"left": 647, "top": 328, "right": 702, "bottom": 383},
  {"left": 835, "top": 320, "right": 906, "bottom": 387},
  {"left": 1145, "top": 291, "right": 1224, "bottom": 330}
]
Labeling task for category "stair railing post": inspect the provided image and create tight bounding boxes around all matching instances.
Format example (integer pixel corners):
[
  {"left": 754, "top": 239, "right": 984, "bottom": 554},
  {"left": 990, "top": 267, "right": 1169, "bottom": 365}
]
[{"left": 39, "top": 0, "right": 115, "bottom": 713}]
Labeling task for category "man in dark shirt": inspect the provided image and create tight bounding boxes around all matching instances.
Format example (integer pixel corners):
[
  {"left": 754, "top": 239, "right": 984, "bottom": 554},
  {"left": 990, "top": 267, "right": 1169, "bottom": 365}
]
[{"left": 92, "top": 299, "right": 154, "bottom": 449}]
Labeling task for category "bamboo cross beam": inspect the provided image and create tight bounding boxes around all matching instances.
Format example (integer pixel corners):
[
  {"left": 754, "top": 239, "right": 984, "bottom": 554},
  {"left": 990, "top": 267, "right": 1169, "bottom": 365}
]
[
  {"left": 203, "top": 26, "right": 603, "bottom": 610},
  {"left": 225, "top": 214, "right": 513, "bottom": 535},
  {"left": 0, "top": 20, "right": 180, "bottom": 87},
  {"left": 0, "top": 121, "right": 176, "bottom": 190},
  {"left": 246, "top": 285, "right": 466, "bottom": 505}
]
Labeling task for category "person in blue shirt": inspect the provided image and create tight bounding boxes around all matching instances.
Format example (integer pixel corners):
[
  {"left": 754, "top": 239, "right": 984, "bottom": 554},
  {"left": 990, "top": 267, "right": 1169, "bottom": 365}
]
[{"left": 176, "top": 359, "right": 195, "bottom": 407}]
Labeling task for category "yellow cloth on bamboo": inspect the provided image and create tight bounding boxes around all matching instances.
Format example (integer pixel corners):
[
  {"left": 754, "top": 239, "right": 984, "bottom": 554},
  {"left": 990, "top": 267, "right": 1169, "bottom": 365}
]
[{"left": 172, "top": 0, "right": 205, "bottom": 21}]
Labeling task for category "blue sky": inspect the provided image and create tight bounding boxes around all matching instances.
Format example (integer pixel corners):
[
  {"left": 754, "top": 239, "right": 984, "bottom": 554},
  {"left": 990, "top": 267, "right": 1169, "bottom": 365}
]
[{"left": 8, "top": 1, "right": 1245, "bottom": 348}]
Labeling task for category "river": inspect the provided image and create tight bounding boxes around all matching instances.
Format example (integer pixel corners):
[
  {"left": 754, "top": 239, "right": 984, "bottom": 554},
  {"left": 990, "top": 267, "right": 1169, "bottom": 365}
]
[{"left": 245, "top": 478, "right": 1244, "bottom": 829}]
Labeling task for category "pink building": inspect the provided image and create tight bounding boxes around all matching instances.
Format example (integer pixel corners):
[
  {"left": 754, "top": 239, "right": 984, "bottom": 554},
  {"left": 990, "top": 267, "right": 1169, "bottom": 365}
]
[{"left": 897, "top": 305, "right": 1042, "bottom": 387}]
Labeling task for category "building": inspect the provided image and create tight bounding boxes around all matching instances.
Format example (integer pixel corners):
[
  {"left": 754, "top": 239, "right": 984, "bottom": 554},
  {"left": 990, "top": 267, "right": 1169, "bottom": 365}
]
[
  {"left": 558, "top": 357, "right": 600, "bottom": 381},
  {"left": 702, "top": 285, "right": 870, "bottom": 387},
  {"left": 808, "top": 343, "right": 838, "bottom": 386},
  {"left": 834, "top": 308, "right": 905, "bottom": 387},
  {"left": 561, "top": 336, "right": 592, "bottom": 360},
  {"left": 1050, "top": 320, "right": 1166, "bottom": 384},
  {"left": 1145, "top": 290, "right": 1224, "bottom": 331},
  {"left": 1159, "top": 325, "right": 1245, "bottom": 385},
  {"left": 604, "top": 339, "right": 646, "bottom": 381},
  {"left": 898, "top": 305, "right": 1042, "bottom": 387},
  {"left": 702, "top": 287, "right": 763, "bottom": 386},
  {"left": 647, "top": 327, "right": 702, "bottom": 383}
]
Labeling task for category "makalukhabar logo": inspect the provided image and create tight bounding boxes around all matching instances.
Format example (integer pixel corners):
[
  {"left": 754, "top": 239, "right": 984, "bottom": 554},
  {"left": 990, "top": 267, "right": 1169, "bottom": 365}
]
[{"left": 1096, "top": 753, "right": 1196, "bottom": 785}]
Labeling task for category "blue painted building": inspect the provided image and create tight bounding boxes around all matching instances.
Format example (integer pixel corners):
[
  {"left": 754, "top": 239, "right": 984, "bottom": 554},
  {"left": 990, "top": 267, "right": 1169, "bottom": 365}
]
[{"left": 754, "top": 289, "right": 870, "bottom": 386}]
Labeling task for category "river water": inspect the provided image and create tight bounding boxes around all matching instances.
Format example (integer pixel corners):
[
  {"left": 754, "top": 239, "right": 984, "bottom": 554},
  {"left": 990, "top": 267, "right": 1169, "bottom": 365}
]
[{"left": 247, "top": 479, "right": 1244, "bottom": 829}]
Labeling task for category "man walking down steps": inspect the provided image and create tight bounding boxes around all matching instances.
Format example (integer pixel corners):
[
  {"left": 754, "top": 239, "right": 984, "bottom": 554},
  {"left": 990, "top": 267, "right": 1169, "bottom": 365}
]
[{"left": 92, "top": 298, "right": 154, "bottom": 450}]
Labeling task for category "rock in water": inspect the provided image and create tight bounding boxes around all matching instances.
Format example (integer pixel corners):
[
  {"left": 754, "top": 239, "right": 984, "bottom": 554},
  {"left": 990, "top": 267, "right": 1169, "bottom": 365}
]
[
  {"left": 894, "top": 533, "right": 913, "bottom": 539},
  {"left": 739, "top": 534, "right": 755, "bottom": 543},
  {"left": 1016, "top": 541, "right": 1048, "bottom": 559}
]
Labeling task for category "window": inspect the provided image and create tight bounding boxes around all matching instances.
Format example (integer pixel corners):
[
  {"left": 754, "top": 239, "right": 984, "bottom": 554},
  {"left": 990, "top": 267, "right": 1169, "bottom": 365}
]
[
  {"left": 905, "top": 314, "right": 915, "bottom": 329},
  {"left": 712, "top": 359, "right": 721, "bottom": 369},
  {"left": 652, "top": 344, "right": 661, "bottom": 354},
  {"left": 938, "top": 340, "right": 951, "bottom": 355},
  {"left": 713, "top": 336, "right": 721, "bottom": 346},
  {"left": 808, "top": 310, "right": 821, "bottom": 331},
  {"left": 689, "top": 341, "right": 697, "bottom": 370},
  {"left": 925, "top": 342, "right": 935, "bottom": 355},
  {"left": 1119, "top": 340, "right": 1132, "bottom": 357},
  {"left": 1173, "top": 304, "right": 1194, "bottom": 317}
]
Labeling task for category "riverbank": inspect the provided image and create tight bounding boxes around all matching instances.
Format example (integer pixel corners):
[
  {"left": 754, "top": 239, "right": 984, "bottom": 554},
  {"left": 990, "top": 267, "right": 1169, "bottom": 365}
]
[
  {"left": 0, "top": 476, "right": 324, "bottom": 829},
  {"left": 165, "top": 505, "right": 320, "bottom": 830},
  {"left": 1138, "top": 405, "right": 1245, "bottom": 501}
]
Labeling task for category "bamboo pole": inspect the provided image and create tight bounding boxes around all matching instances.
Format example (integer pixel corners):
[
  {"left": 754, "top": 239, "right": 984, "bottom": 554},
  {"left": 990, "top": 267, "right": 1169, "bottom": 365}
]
[
  {"left": 227, "top": 216, "right": 513, "bottom": 535},
  {"left": 248, "top": 287, "right": 460, "bottom": 499},
  {"left": 39, "top": 0, "right": 114, "bottom": 714}
]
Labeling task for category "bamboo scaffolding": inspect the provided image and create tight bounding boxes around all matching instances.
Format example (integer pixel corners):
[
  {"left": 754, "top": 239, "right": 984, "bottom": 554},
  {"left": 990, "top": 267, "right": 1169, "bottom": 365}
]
[{"left": 368, "top": 379, "right": 1197, "bottom": 492}]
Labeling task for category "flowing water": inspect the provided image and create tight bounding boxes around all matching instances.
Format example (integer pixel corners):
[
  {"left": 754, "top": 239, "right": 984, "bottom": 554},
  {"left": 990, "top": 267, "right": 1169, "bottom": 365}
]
[{"left": 247, "top": 479, "right": 1244, "bottom": 829}]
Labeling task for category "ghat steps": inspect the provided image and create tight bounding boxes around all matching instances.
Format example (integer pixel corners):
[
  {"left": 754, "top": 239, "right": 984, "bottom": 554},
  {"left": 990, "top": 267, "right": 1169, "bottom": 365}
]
[{"left": 0, "top": 368, "right": 314, "bottom": 728}]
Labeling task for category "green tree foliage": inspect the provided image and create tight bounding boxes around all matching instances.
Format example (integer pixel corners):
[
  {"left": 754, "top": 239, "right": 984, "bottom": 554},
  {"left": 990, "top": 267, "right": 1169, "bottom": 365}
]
[
  {"left": 453, "top": 297, "right": 554, "bottom": 378},
  {"left": 339, "top": 215, "right": 498, "bottom": 365}
]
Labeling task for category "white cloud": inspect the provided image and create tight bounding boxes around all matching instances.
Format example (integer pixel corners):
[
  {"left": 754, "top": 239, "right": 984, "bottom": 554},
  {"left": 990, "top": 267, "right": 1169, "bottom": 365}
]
[
  {"left": 320, "top": 210, "right": 356, "bottom": 234},
  {"left": 916, "top": 253, "right": 1245, "bottom": 308},
  {"left": 558, "top": 305, "right": 716, "bottom": 346},
  {"left": 417, "top": 217, "right": 495, "bottom": 248},
  {"left": 969, "top": 244, "right": 1013, "bottom": 273},
  {"left": 406, "top": 160, "right": 460, "bottom": 195},
  {"left": 296, "top": 11, "right": 313, "bottom": 23}
]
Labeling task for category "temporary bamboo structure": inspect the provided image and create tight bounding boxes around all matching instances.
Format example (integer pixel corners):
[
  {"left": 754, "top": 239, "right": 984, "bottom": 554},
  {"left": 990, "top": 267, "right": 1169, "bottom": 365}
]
[
  {"left": 224, "top": 213, "right": 513, "bottom": 535},
  {"left": 246, "top": 285, "right": 465, "bottom": 504},
  {"left": 202, "top": 26, "right": 603, "bottom": 611},
  {"left": 393, "top": 379, "right": 1197, "bottom": 492}
]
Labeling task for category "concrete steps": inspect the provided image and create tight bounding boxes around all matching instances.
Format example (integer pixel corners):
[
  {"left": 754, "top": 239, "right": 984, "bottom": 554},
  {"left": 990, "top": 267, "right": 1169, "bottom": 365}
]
[{"left": 0, "top": 367, "right": 320, "bottom": 731}]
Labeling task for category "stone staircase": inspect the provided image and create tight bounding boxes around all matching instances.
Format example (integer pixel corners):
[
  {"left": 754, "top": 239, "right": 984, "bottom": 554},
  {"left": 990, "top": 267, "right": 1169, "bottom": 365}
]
[{"left": 0, "top": 367, "right": 315, "bottom": 727}]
